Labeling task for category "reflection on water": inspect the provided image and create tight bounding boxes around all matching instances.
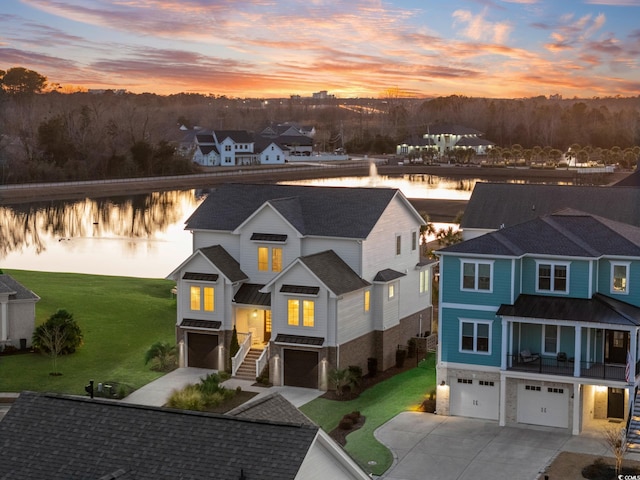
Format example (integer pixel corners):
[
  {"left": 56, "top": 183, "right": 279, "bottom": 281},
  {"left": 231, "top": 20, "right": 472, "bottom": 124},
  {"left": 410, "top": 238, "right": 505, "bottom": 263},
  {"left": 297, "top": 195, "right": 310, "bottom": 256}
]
[
  {"left": 0, "top": 174, "right": 579, "bottom": 278},
  {"left": 281, "top": 174, "right": 572, "bottom": 200},
  {"left": 0, "top": 191, "right": 204, "bottom": 278}
]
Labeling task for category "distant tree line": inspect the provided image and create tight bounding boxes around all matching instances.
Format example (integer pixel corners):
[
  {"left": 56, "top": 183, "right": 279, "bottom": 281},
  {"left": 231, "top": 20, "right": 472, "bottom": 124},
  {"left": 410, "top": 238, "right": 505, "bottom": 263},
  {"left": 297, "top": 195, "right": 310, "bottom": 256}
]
[{"left": 0, "top": 66, "right": 639, "bottom": 184}]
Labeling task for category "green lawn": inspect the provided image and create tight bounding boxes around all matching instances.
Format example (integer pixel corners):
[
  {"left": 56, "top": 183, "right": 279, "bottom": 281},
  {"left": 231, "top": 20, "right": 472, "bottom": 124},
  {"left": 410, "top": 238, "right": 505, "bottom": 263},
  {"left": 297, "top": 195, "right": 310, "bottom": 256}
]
[
  {"left": 0, "top": 270, "right": 176, "bottom": 395},
  {"left": 300, "top": 354, "right": 436, "bottom": 476}
]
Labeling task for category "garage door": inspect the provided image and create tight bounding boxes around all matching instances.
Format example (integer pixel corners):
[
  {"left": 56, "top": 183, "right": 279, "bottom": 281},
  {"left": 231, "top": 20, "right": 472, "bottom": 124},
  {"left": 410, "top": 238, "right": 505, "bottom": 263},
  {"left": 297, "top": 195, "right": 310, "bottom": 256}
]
[
  {"left": 187, "top": 333, "right": 219, "bottom": 369},
  {"left": 283, "top": 349, "right": 318, "bottom": 389},
  {"left": 517, "top": 384, "right": 568, "bottom": 428},
  {"left": 450, "top": 378, "right": 499, "bottom": 420}
]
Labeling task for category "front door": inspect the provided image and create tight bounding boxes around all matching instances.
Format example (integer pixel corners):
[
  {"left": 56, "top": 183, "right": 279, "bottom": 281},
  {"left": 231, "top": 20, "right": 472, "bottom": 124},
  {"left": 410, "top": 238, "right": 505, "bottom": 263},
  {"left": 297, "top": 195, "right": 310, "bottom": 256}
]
[
  {"left": 606, "top": 331, "right": 629, "bottom": 364},
  {"left": 607, "top": 387, "right": 625, "bottom": 419}
]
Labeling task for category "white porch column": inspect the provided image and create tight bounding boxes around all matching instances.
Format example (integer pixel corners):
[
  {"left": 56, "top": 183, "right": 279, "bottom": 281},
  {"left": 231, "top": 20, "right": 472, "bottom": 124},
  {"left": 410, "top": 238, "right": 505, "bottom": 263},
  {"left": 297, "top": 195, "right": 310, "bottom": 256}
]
[
  {"left": 499, "top": 374, "right": 507, "bottom": 427},
  {"left": 501, "top": 318, "right": 508, "bottom": 370},
  {"left": 630, "top": 328, "right": 638, "bottom": 383},
  {"left": 574, "top": 325, "right": 582, "bottom": 378},
  {"left": 572, "top": 382, "right": 581, "bottom": 435},
  {"left": 0, "top": 300, "right": 8, "bottom": 341}
]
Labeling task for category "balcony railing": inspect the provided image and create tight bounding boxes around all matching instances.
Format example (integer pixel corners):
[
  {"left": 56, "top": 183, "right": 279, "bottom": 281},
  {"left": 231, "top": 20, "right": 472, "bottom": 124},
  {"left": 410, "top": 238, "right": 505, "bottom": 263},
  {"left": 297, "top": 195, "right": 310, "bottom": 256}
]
[{"left": 506, "top": 354, "right": 627, "bottom": 381}]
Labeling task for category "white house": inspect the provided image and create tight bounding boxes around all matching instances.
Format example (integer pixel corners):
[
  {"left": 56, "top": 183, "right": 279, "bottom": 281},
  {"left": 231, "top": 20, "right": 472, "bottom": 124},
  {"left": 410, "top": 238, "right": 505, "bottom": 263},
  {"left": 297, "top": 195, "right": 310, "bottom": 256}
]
[
  {"left": 167, "top": 183, "right": 435, "bottom": 389},
  {"left": 0, "top": 274, "right": 40, "bottom": 351}
]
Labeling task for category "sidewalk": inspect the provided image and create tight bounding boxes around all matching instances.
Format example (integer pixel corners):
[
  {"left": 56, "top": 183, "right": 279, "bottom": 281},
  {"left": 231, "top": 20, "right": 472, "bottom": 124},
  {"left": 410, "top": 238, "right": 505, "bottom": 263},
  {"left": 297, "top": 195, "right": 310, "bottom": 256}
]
[{"left": 122, "top": 368, "right": 323, "bottom": 408}]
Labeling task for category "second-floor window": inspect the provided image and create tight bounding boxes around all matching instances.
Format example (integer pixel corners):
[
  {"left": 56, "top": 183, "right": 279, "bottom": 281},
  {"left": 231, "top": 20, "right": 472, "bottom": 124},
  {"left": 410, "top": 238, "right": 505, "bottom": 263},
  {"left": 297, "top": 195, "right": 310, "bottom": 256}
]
[
  {"left": 412, "top": 231, "right": 417, "bottom": 251},
  {"left": 396, "top": 234, "right": 402, "bottom": 255},
  {"left": 460, "top": 320, "right": 490, "bottom": 354},
  {"left": 611, "top": 262, "right": 630, "bottom": 294},
  {"left": 461, "top": 261, "right": 492, "bottom": 292},
  {"left": 225, "top": 145, "right": 231, "bottom": 151},
  {"left": 537, "top": 262, "right": 568, "bottom": 293},
  {"left": 258, "top": 247, "right": 282, "bottom": 272},
  {"left": 419, "top": 269, "right": 429, "bottom": 295},
  {"left": 287, "top": 299, "right": 314, "bottom": 327},
  {"left": 364, "top": 290, "right": 370, "bottom": 312},
  {"left": 190, "top": 286, "right": 214, "bottom": 312}
]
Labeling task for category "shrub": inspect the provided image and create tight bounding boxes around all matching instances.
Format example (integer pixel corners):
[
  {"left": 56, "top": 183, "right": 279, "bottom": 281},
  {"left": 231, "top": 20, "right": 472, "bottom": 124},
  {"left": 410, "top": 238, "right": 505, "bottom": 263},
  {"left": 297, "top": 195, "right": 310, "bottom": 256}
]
[
  {"left": 144, "top": 341, "right": 177, "bottom": 372},
  {"left": 339, "top": 417, "right": 354, "bottom": 430},
  {"left": 166, "top": 385, "right": 205, "bottom": 411},
  {"left": 32, "top": 309, "right": 83, "bottom": 355}
]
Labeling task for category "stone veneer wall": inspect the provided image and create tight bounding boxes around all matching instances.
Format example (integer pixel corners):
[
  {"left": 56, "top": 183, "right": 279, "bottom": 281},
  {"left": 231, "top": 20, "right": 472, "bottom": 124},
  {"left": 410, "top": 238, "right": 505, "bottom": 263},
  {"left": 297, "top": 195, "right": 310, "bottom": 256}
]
[{"left": 176, "top": 326, "right": 229, "bottom": 370}]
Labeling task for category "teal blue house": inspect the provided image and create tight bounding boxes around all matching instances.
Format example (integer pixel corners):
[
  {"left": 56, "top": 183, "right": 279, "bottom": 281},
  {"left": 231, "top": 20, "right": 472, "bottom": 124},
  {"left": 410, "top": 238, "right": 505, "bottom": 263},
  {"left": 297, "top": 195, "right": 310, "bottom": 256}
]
[{"left": 435, "top": 209, "right": 640, "bottom": 435}]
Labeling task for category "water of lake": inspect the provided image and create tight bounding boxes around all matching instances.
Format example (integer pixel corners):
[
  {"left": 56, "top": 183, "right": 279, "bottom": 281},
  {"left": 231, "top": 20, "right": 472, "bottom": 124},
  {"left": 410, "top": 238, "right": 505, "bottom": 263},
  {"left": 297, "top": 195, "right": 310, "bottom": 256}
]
[{"left": 0, "top": 173, "right": 570, "bottom": 278}]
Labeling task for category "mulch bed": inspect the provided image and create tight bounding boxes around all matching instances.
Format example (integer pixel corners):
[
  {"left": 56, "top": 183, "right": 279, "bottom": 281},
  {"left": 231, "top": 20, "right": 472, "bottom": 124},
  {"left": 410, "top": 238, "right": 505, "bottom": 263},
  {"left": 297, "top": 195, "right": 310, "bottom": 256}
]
[{"left": 329, "top": 415, "right": 366, "bottom": 446}]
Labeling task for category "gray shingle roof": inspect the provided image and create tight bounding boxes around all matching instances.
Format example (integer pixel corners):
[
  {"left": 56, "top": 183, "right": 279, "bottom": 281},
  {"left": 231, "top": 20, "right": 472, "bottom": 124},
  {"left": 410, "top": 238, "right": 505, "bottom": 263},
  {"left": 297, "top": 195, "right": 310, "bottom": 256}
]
[
  {"left": 233, "top": 283, "right": 271, "bottom": 306},
  {"left": 213, "top": 129, "right": 253, "bottom": 143},
  {"left": 185, "top": 184, "right": 400, "bottom": 239},
  {"left": 299, "top": 250, "right": 371, "bottom": 295},
  {"left": 442, "top": 210, "right": 640, "bottom": 258},
  {"left": 199, "top": 245, "right": 248, "bottom": 283},
  {"left": 0, "top": 274, "right": 39, "bottom": 301},
  {"left": 425, "top": 124, "right": 484, "bottom": 136},
  {"left": 461, "top": 183, "right": 640, "bottom": 230},
  {"left": 0, "top": 391, "right": 318, "bottom": 480},
  {"left": 227, "top": 392, "right": 315, "bottom": 426},
  {"left": 373, "top": 268, "right": 406, "bottom": 282},
  {"left": 497, "top": 293, "right": 640, "bottom": 326}
]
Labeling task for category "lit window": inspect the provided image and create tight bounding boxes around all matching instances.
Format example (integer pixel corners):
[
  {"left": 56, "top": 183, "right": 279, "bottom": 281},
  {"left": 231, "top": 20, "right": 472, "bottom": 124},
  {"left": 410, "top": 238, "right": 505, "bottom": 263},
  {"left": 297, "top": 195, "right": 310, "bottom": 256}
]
[
  {"left": 537, "top": 262, "right": 568, "bottom": 293},
  {"left": 203, "top": 287, "right": 214, "bottom": 311},
  {"left": 419, "top": 270, "right": 429, "bottom": 294},
  {"left": 460, "top": 320, "right": 491, "bottom": 354},
  {"left": 461, "top": 261, "right": 493, "bottom": 292},
  {"left": 190, "top": 286, "right": 200, "bottom": 310},
  {"left": 389, "top": 283, "right": 395, "bottom": 299},
  {"left": 612, "top": 262, "right": 629, "bottom": 294},
  {"left": 288, "top": 299, "right": 299, "bottom": 326},
  {"left": 364, "top": 290, "right": 370, "bottom": 312},
  {"left": 303, "top": 300, "right": 314, "bottom": 327},
  {"left": 258, "top": 247, "right": 269, "bottom": 271},
  {"left": 272, "top": 248, "right": 282, "bottom": 272}
]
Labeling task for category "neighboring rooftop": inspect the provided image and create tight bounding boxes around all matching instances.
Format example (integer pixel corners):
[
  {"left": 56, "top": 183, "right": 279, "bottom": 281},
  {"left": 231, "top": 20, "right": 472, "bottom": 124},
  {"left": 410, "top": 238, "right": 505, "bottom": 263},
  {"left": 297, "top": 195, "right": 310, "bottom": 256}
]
[
  {"left": 0, "top": 391, "right": 318, "bottom": 480},
  {"left": 461, "top": 182, "right": 640, "bottom": 231}
]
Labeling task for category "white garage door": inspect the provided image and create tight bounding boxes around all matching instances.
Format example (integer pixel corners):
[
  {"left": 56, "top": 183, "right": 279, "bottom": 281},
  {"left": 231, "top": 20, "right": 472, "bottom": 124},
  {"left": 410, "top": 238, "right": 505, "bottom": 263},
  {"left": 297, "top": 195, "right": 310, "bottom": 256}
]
[
  {"left": 517, "top": 384, "right": 568, "bottom": 428},
  {"left": 450, "top": 378, "right": 499, "bottom": 420}
]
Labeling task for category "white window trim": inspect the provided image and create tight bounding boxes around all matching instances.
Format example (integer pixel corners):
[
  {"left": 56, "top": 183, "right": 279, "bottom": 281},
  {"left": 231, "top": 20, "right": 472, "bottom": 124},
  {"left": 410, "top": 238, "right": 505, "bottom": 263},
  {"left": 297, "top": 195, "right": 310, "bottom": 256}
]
[
  {"left": 388, "top": 282, "right": 397, "bottom": 300},
  {"left": 460, "top": 260, "right": 494, "bottom": 293},
  {"left": 419, "top": 269, "right": 429, "bottom": 295},
  {"left": 459, "top": 318, "right": 492, "bottom": 355},
  {"left": 188, "top": 284, "right": 215, "bottom": 312},
  {"left": 395, "top": 234, "right": 402, "bottom": 256},
  {"left": 411, "top": 230, "right": 418, "bottom": 251},
  {"left": 611, "top": 261, "right": 630, "bottom": 295},
  {"left": 535, "top": 260, "right": 570, "bottom": 294},
  {"left": 541, "top": 324, "right": 560, "bottom": 355}
]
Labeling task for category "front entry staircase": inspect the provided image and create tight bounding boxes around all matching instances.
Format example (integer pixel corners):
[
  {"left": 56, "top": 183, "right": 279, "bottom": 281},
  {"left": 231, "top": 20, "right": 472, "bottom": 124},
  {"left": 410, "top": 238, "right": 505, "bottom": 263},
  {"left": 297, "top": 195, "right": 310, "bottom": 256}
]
[
  {"left": 234, "top": 348, "right": 261, "bottom": 381},
  {"left": 627, "top": 391, "right": 640, "bottom": 449}
]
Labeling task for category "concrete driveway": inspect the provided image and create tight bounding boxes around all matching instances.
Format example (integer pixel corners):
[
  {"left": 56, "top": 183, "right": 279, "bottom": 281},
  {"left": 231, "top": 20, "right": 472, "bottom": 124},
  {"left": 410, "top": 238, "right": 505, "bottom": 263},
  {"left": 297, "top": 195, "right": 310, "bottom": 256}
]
[{"left": 375, "top": 412, "right": 618, "bottom": 480}]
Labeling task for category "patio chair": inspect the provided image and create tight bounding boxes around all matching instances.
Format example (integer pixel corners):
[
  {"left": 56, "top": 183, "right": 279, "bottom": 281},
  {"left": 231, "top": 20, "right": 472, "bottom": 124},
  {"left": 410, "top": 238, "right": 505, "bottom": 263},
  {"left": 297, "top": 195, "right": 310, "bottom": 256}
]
[
  {"left": 557, "top": 352, "right": 568, "bottom": 366},
  {"left": 519, "top": 349, "right": 540, "bottom": 363}
]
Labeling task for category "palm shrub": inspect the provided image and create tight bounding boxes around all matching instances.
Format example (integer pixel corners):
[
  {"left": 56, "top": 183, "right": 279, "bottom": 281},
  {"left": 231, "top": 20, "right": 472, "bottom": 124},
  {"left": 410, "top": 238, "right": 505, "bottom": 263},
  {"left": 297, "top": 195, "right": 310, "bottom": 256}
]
[
  {"left": 32, "top": 309, "right": 83, "bottom": 355},
  {"left": 144, "top": 341, "right": 177, "bottom": 372}
]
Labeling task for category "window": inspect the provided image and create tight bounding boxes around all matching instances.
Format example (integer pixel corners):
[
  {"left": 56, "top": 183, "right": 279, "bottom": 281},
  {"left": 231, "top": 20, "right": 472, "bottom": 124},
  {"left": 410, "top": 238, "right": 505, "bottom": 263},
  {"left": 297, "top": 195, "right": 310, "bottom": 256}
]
[
  {"left": 288, "top": 299, "right": 314, "bottom": 327},
  {"left": 412, "top": 231, "right": 417, "bottom": 251},
  {"left": 396, "top": 235, "right": 402, "bottom": 255},
  {"left": 265, "top": 155, "right": 269, "bottom": 161},
  {"left": 190, "top": 286, "right": 214, "bottom": 312},
  {"left": 460, "top": 320, "right": 491, "bottom": 354},
  {"left": 225, "top": 145, "right": 231, "bottom": 151},
  {"left": 461, "top": 261, "right": 492, "bottom": 292},
  {"left": 537, "top": 262, "right": 568, "bottom": 293},
  {"left": 364, "top": 290, "right": 370, "bottom": 312},
  {"left": 388, "top": 283, "right": 395, "bottom": 299},
  {"left": 612, "top": 262, "right": 629, "bottom": 294},
  {"left": 419, "top": 269, "right": 429, "bottom": 295},
  {"left": 303, "top": 300, "right": 314, "bottom": 327},
  {"left": 542, "top": 324, "right": 559, "bottom": 354},
  {"left": 288, "top": 299, "right": 299, "bottom": 326},
  {"left": 258, "top": 246, "right": 282, "bottom": 272},
  {"left": 272, "top": 248, "right": 282, "bottom": 272}
]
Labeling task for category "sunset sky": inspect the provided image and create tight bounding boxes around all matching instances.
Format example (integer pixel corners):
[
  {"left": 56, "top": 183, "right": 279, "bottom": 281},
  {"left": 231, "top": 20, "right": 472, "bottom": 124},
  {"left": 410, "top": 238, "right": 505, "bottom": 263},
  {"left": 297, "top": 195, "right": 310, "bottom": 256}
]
[{"left": 1, "top": 0, "right": 639, "bottom": 98}]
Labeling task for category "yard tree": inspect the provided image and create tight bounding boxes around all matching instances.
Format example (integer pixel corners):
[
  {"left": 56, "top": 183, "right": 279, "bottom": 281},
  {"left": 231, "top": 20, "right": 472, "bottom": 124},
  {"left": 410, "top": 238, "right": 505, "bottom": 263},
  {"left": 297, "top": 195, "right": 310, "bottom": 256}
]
[
  {"left": 32, "top": 309, "right": 83, "bottom": 355},
  {"left": 33, "top": 319, "right": 68, "bottom": 376},
  {"left": 1, "top": 67, "right": 47, "bottom": 95}
]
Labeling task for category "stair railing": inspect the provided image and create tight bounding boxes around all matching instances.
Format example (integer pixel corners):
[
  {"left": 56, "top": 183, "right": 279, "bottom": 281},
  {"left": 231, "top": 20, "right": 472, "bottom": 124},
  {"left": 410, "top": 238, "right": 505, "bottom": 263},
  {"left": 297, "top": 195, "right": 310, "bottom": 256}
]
[
  {"left": 231, "top": 331, "right": 252, "bottom": 376},
  {"left": 256, "top": 344, "right": 270, "bottom": 379}
]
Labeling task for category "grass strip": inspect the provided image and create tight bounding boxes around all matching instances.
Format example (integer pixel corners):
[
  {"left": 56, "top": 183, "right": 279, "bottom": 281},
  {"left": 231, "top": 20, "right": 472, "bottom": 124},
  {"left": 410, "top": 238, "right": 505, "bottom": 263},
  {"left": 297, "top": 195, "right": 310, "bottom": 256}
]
[{"left": 300, "top": 353, "right": 436, "bottom": 475}]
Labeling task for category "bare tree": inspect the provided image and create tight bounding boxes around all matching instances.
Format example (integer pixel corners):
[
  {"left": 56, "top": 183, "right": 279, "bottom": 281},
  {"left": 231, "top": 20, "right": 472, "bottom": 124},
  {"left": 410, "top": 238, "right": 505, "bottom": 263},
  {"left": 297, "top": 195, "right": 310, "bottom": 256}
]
[
  {"left": 37, "top": 322, "right": 68, "bottom": 376},
  {"left": 603, "top": 425, "right": 628, "bottom": 476}
]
